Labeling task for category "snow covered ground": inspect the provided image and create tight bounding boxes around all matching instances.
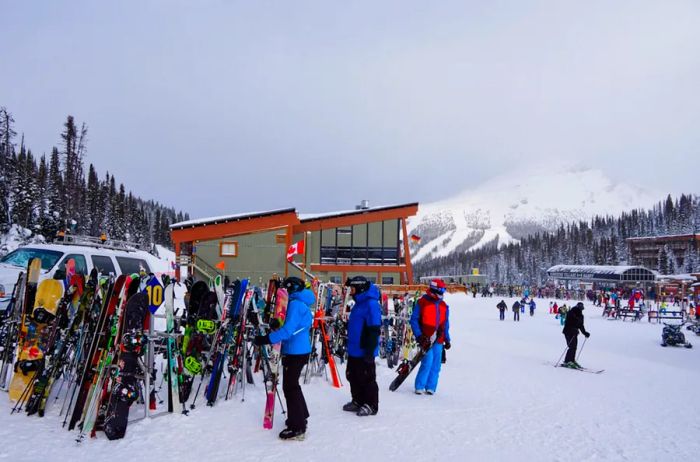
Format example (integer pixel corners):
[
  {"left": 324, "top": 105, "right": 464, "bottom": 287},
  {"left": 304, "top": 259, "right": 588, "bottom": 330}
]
[{"left": 1, "top": 293, "right": 699, "bottom": 461}]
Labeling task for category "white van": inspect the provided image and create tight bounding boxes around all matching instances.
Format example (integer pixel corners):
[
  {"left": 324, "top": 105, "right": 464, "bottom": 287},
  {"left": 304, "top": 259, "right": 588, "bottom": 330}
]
[{"left": 0, "top": 240, "right": 154, "bottom": 313}]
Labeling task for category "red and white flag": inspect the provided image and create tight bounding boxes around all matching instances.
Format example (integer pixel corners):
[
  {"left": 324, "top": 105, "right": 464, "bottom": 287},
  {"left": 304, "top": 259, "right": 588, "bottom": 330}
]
[{"left": 287, "top": 240, "right": 305, "bottom": 262}]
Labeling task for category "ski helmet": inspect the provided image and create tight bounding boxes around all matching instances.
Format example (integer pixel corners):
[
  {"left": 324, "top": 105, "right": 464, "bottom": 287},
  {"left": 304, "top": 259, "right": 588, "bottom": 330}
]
[
  {"left": 428, "top": 279, "right": 446, "bottom": 296},
  {"left": 345, "top": 276, "right": 370, "bottom": 295},
  {"left": 282, "top": 276, "right": 305, "bottom": 294}
]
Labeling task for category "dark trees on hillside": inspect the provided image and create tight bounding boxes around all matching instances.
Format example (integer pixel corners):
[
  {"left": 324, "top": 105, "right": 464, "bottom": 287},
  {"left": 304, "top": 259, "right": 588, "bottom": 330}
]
[{"left": 0, "top": 108, "right": 187, "bottom": 252}]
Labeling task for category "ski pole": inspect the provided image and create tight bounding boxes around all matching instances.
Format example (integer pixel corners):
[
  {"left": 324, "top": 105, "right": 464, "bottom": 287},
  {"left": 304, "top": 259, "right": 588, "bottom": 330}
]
[
  {"left": 554, "top": 335, "right": 576, "bottom": 367},
  {"left": 576, "top": 337, "right": 587, "bottom": 362}
]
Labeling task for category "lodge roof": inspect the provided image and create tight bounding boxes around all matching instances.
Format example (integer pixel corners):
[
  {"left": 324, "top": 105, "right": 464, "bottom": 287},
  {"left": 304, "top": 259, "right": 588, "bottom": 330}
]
[{"left": 170, "top": 208, "right": 297, "bottom": 230}]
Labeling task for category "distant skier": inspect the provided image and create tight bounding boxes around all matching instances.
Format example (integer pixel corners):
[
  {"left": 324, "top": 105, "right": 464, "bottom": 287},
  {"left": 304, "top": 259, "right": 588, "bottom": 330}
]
[
  {"left": 529, "top": 299, "right": 536, "bottom": 317},
  {"left": 497, "top": 300, "right": 507, "bottom": 321},
  {"left": 342, "top": 276, "right": 381, "bottom": 417},
  {"left": 561, "top": 302, "right": 590, "bottom": 368},
  {"left": 512, "top": 300, "right": 521, "bottom": 321},
  {"left": 411, "top": 279, "right": 451, "bottom": 395},
  {"left": 254, "top": 276, "right": 314, "bottom": 440}
]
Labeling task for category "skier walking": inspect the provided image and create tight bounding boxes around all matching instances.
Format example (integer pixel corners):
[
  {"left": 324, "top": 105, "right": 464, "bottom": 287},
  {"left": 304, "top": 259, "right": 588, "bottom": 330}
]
[
  {"left": 529, "top": 299, "right": 536, "bottom": 317},
  {"left": 512, "top": 300, "right": 521, "bottom": 321},
  {"left": 254, "top": 276, "right": 314, "bottom": 440},
  {"left": 497, "top": 300, "right": 507, "bottom": 321},
  {"left": 411, "top": 279, "right": 451, "bottom": 395},
  {"left": 561, "top": 302, "right": 590, "bottom": 368},
  {"left": 342, "top": 276, "right": 381, "bottom": 417}
]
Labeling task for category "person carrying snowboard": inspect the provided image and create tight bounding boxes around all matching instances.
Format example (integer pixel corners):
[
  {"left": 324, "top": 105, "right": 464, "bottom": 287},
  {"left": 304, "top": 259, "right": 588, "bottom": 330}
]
[
  {"left": 497, "top": 300, "right": 507, "bottom": 321},
  {"left": 254, "top": 276, "right": 314, "bottom": 440},
  {"left": 342, "top": 276, "right": 381, "bottom": 417},
  {"left": 512, "top": 300, "right": 521, "bottom": 321},
  {"left": 561, "top": 302, "right": 590, "bottom": 368},
  {"left": 410, "top": 279, "right": 451, "bottom": 395}
]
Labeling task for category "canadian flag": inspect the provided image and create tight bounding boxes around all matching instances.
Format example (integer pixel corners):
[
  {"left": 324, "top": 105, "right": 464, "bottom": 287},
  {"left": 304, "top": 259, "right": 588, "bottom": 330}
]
[{"left": 286, "top": 240, "right": 305, "bottom": 262}]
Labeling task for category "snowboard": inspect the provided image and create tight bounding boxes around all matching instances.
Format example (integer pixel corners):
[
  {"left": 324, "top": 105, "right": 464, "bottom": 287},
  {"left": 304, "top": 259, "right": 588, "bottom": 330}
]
[
  {"left": 9, "top": 275, "right": 63, "bottom": 403},
  {"left": 103, "top": 291, "right": 149, "bottom": 440},
  {"left": 389, "top": 341, "right": 434, "bottom": 392}
]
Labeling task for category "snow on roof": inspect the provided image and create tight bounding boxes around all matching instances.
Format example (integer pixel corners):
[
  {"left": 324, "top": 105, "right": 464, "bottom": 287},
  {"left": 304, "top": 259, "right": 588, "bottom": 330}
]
[
  {"left": 171, "top": 203, "right": 419, "bottom": 231},
  {"left": 626, "top": 233, "right": 699, "bottom": 241},
  {"left": 546, "top": 264, "right": 653, "bottom": 276},
  {"left": 656, "top": 274, "right": 697, "bottom": 282},
  {"left": 170, "top": 208, "right": 296, "bottom": 229},
  {"left": 299, "top": 203, "right": 418, "bottom": 222}
]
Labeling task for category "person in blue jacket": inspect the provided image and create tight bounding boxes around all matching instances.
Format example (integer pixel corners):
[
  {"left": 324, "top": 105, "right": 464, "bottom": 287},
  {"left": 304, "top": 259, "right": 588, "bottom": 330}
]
[
  {"left": 342, "top": 276, "right": 382, "bottom": 416},
  {"left": 254, "top": 276, "right": 314, "bottom": 440},
  {"left": 411, "top": 279, "right": 451, "bottom": 395},
  {"left": 529, "top": 299, "right": 536, "bottom": 317}
]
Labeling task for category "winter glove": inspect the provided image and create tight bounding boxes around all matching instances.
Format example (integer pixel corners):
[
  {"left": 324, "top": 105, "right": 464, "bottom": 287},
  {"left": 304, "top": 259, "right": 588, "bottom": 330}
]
[
  {"left": 269, "top": 318, "right": 282, "bottom": 330},
  {"left": 254, "top": 334, "right": 271, "bottom": 346},
  {"left": 444, "top": 341, "right": 451, "bottom": 350},
  {"left": 417, "top": 335, "right": 431, "bottom": 350},
  {"left": 584, "top": 332, "right": 591, "bottom": 338}
]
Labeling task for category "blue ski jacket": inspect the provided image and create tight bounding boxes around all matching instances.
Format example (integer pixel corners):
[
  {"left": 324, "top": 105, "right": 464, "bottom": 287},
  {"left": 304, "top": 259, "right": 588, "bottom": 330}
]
[
  {"left": 269, "top": 288, "right": 314, "bottom": 355},
  {"left": 347, "top": 284, "right": 382, "bottom": 358}
]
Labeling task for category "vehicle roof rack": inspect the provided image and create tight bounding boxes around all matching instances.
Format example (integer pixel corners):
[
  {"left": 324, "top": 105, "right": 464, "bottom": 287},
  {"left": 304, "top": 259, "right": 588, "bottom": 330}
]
[{"left": 55, "top": 234, "right": 146, "bottom": 252}]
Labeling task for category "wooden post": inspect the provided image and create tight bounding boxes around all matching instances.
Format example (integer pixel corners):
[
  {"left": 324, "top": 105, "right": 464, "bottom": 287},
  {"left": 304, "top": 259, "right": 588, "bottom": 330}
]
[{"left": 401, "top": 218, "right": 414, "bottom": 284}]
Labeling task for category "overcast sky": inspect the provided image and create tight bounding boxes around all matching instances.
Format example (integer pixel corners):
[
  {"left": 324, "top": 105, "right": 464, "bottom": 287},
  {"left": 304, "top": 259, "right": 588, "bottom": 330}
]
[{"left": 2, "top": 0, "right": 699, "bottom": 218}]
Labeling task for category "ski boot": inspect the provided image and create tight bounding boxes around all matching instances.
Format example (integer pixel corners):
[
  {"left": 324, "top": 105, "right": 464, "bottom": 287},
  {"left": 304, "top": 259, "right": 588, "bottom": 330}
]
[
  {"left": 342, "top": 401, "right": 361, "bottom": 412},
  {"left": 414, "top": 389, "right": 425, "bottom": 395},
  {"left": 356, "top": 404, "right": 377, "bottom": 416},
  {"left": 279, "top": 428, "right": 305, "bottom": 441}
]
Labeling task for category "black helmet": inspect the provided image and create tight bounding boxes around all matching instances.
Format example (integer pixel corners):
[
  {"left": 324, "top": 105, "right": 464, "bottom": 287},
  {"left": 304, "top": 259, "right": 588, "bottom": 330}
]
[
  {"left": 282, "top": 276, "right": 305, "bottom": 294},
  {"left": 345, "top": 276, "right": 370, "bottom": 295}
]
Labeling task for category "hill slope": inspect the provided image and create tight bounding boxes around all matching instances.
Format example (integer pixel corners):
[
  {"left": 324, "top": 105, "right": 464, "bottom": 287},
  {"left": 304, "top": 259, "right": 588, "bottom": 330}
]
[{"left": 408, "top": 166, "right": 660, "bottom": 263}]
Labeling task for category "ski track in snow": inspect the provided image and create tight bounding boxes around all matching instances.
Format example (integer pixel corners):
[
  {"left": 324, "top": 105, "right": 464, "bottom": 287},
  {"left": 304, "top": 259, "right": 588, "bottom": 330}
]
[{"left": 1, "top": 294, "right": 699, "bottom": 461}]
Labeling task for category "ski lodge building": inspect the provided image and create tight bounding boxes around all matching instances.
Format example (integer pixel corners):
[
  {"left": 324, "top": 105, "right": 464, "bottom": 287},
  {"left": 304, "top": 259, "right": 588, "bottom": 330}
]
[
  {"left": 626, "top": 234, "right": 700, "bottom": 272},
  {"left": 546, "top": 265, "right": 657, "bottom": 291},
  {"left": 170, "top": 202, "right": 419, "bottom": 285}
]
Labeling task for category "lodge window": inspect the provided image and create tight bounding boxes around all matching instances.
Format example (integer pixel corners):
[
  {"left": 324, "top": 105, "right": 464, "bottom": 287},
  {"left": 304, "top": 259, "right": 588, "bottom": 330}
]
[
  {"left": 219, "top": 242, "right": 239, "bottom": 257},
  {"left": 319, "top": 220, "right": 400, "bottom": 265}
]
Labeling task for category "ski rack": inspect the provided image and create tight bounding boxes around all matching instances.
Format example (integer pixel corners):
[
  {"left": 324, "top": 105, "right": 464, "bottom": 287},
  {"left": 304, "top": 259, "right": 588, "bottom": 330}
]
[{"left": 55, "top": 234, "right": 146, "bottom": 252}]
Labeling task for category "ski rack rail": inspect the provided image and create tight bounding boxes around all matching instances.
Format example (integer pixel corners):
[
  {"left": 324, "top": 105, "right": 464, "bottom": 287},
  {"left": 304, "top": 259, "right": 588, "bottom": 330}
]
[{"left": 55, "top": 234, "right": 146, "bottom": 252}]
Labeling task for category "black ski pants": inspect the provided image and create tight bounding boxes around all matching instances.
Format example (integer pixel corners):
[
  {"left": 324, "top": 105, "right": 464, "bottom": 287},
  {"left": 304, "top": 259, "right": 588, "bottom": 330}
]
[
  {"left": 282, "top": 354, "right": 309, "bottom": 431},
  {"left": 499, "top": 309, "right": 505, "bottom": 320},
  {"left": 513, "top": 311, "right": 520, "bottom": 321},
  {"left": 564, "top": 333, "right": 578, "bottom": 363},
  {"left": 346, "top": 356, "right": 379, "bottom": 412}
]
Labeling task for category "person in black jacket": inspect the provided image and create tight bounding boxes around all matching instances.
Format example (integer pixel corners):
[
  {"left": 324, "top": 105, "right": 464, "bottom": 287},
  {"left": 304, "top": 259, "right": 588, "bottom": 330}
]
[
  {"left": 562, "top": 302, "right": 590, "bottom": 368},
  {"left": 497, "top": 300, "right": 507, "bottom": 321},
  {"left": 512, "top": 301, "right": 521, "bottom": 321}
]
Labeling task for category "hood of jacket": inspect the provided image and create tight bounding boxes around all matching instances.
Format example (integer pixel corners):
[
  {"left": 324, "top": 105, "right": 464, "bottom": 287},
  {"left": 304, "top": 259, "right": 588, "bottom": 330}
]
[
  {"left": 290, "top": 287, "right": 316, "bottom": 307},
  {"left": 353, "top": 283, "right": 380, "bottom": 304}
]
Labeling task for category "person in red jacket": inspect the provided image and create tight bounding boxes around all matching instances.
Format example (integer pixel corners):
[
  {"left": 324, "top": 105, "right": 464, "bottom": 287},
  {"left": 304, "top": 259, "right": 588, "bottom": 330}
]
[{"left": 410, "top": 279, "right": 451, "bottom": 395}]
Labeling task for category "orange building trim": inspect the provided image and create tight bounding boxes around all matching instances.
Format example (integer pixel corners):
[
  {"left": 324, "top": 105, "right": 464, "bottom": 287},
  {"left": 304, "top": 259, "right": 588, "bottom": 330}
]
[{"left": 171, "top": 209, "right": 299, "bottom": 244}]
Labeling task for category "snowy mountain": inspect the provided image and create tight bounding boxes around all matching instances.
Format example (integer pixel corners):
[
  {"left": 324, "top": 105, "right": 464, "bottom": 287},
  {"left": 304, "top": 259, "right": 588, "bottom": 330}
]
[{"left": 408, "top": 166, "right": 660, "bottom": 262}]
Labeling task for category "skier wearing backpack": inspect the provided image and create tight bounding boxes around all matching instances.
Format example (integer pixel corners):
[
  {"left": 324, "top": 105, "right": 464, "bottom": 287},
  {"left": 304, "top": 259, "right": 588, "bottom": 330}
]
[
  {"left": 561, "top": 302, "right": 590, "bottom": 368},
  {"left": 342, "top": 276, "right": 381, "bottom": 417},
  {"left": 254, "top": 276, "right": 314, "bottom": 440},
  {"left": 497, "top": 300, "right": 507, "bottom": 321},
  {"left": 411, "top": 279, "right": 451, "bottom": 395}
]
